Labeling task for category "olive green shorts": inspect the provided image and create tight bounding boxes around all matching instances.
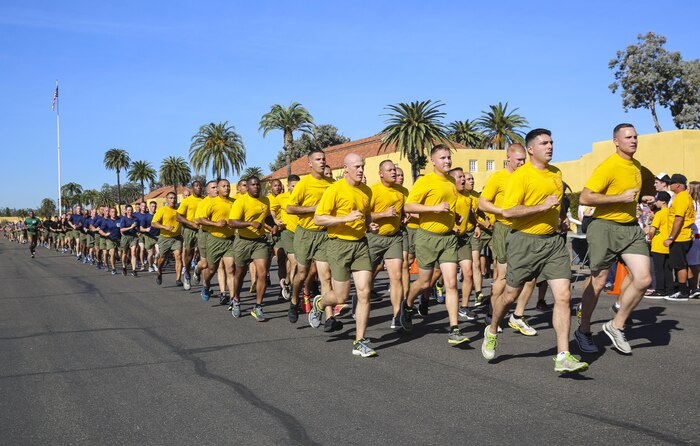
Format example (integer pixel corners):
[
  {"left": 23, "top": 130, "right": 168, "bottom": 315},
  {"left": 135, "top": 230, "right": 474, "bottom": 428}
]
[
  {"left": 279, "top": 229, "right": 295, "bottom": 255},
  {"left": 120, "top": 234, "right": 138, "bottom": 250},
  {"left": 415, "top": 228, "right": 458, "bottom": 270},
  {"left": 326, "top": 238, "right": 372, "bottom": 281},
  {"left": 293, "top": 226, "right": 328, "bottom": 266},
  {"left": 182, "top": 227, "right": 198, "bottom": 251},
  {"left": 505, "top": 230, "right": 571, "bottom": 288},
  {"left": 68, "top": 230, "right": 80, "bottom": 240},
  {"left": 98, "top": 236, "right": 106, "bottom": 250},
  {"left": 105, "top": 238, "right": 119, "bottom": 251},
  {"left": 143, "top": 234, "right": 157, "bottom": 250},
  {"left": 206, "top": 234, "right": 234, "bottom": 264},
  {"left": 456, "top": 233, "right": 473, "bottom": 262},
  {"left": 84, "top": 233, "right": 95, "bottom": 247},
  {"left": 367, "top": 232, "right": 403, "bottom": 267},
  {"left": 197, "top": 230, "right": 209, "bottom": 260},
  {"left": 478, "top": 229, "right": 492, "bottom": 251},
  {"left": 400, "top": 227, "right": 409, "bottom": 253},
  {"left": 406, "top": 227, "right": 417, "bottom": 256},
  {"left": 492, "top": 221, "right": 511, "bottom": 264},
  {"left": 586, "top": 218, "right": 649, "bottom": 272},
  {"left": 158, "top": 236, "right": 183, "bottom": 257},
  {"left": 233, "top": 236, "right": 271, "bottom": 267}
]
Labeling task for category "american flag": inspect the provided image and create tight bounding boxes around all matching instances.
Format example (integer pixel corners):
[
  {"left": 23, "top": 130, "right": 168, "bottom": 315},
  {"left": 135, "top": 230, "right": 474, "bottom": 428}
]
[{"left": 51, "top": 85, "right": 58, "bottom": 112}]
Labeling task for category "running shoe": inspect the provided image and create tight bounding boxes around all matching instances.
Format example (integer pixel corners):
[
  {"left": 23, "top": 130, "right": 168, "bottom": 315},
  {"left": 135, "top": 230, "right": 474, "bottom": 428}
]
[
  {"left": 231, "top": 300, "right": 241, "bottom": 318},
  {"left": 448, "top": 328, "right": 470, "bottom": 346},
  {"left": 308, "top": 295, "right": 323, "bottom": 328},
  {"left": 434, "top": 282, "right": 445, "bottom": 304},
  {"left": 111, "top": 269, "right": 117, "bottom": 276},
  {"left": 201, "top": 288, "right": 210, "bottom": 301},
  {"left": 602, "top": 320, "right": 631, "bottom": 354},
  {"left": 458, "top": 307, "right": 477, "bottom": 321},
  {"left": 417, "top": 294, "right": 429, "bottom": 317},
  {"left": 218, "top": 292, "right": 230, "bottom": 306},
  {"left": 481, "top": 327, "right": 498, "bottom": 360},
  {"left": 288, "top": 303, "right": 299, "bottom": 323},
  {"left": 83, "top": 258, "right": 88, "bottom": 264},
  {"left": 611, "top": 302, "right": 621, "bottom": 313},
  {"left": 665, "top": 291, "right": 689, "bottom": 302},
  {"left": 332, "top": 304, "right": 348, "bottom": 318},
  {"left": 140, "top": 264, "right": 146, "bottom": 272},
  {"left": 508, "top": 314, "right": 537, "bottom": 336},
  {"left": 77, "top": 255, "right": 82, "bottom": 262},
  {"left": 690, "top": 289, "right": 700, "bottom": 299},
  {"left": 193, "top": 269, "right": 201, "bottom": 285},
  {"left": 574, "top": 328, "right": 599, "bottom": 353},
  {"left": 175, "top": 279, "right": 183, "bottom": 287},
  {"left": 474, "top": 292, "right": 485, "bottom": 307},
  {"left": 323, "top": 316, "right": 343, "bottom": 333},
  {"left": 183, "top": 275, "right": 191, "bottom": 291},
  {"left": 148, "top": 265, "right": 154, "bottom": 273},
  {"left": 30, "top": 252, "right": 35, "bottom": 258},
  {"left": 399, "top": 302, "right": 413, "bottom": 331},
  {"left": 156, "top": 274, "right": 162, "bottom": 285},
  {"left": 554, "top": 352, "right": 589, "bottom": 373},
  {"left": 370, "top": 290, "right": 382, "bottom": 302},
  {"left": 280, "top": 279, "right": 290, "bottom": 301},
  {"left": 390, "top": 316, "right": 401, "bottom": 331},
  {"left": 645, "top": 291, "right": 668, "bottom": 299},
  {"left": 250, "top": 306, "right": 266, "bottom": 322},
  {"left": 536, "top": 300, "right": 549, "bottom": 312},
  {"left": 122, "top": 267, "right": 127, "bottom": 277},
  {"left": 352, "top": 338, "right": 377, "bottom": 357},
  {"left": 131, "top": 270, "right": 138, "bottom": 277}
]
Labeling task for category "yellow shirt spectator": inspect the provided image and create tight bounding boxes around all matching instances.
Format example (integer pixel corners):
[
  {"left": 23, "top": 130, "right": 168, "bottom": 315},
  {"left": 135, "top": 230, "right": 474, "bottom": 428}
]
[
  {"left": 288, "top": 175, "right": 334, "bottom": 231},
  {"left": 229, "top": 194, "right": 271, "bottom": 239},
  {"left": 370, "top": 182, "right": 408, "bottom": 236},
  {"left": 650, "top": 208, "right": 670, "bottom": 254},
  {"left": 315, "top": 179, "right": 372, "bottom": 241},
  {"left": 153, "top": 206, "right": 181, "bottom": 238},
  {"left": 502, "top": 162, "right": 563, "bottom": 235},
  {"left": 406, "top": 173, "right": 457, "bottom": 234},
  {"left": 668, "top": 190, "right": 696, "bottom": 242},
  {"left": 198, "top": 196, "right": 236, "bottom": 238},
  {"left": 480, "top": 169, "right": 513, "bottom": 226},
  {"left": 177, "top": 195, "right": 203, "bottom": 222},
  {"left": 584, "top": 153, "right": 642, "bottom": 224}
]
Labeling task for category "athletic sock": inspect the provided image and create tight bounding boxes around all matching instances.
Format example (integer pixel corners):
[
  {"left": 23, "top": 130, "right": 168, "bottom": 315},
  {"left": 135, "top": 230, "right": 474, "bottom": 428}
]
[{"left": 556, "top": 351, "right": 569, "bottom": 360}]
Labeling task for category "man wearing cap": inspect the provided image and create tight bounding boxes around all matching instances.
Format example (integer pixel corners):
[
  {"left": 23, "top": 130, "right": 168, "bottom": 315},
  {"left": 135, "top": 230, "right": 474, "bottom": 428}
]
[{"left": 663, "top": 174, "right": 696, "bottom": 301}]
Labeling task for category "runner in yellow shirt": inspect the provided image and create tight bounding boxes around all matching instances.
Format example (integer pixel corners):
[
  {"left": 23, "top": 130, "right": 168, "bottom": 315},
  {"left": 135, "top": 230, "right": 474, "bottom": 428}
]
[
  {"left": 481, "top": 128, "right": 588, "bottom": 373},
  {"left": 276, "top": 175, "right": 300, "bottom": 302},
  {"left": 309, "top": 153, "right": 378, "bottom": 357},
  {"left": 193, "top": 180, "right": 230, "bottom": 302},
  {"left": 151, "top": 192, "right": 183, "bottom": 286},
  {"left": 402, "top": 144, "right": 470, "bottom": 346},
  {"left": 176, "top": 180, "right": 203, "bottom": 291}
]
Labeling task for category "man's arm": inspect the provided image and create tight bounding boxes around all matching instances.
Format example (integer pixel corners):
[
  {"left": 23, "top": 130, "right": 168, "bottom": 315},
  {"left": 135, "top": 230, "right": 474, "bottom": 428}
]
[
  {"left": 176, "top": 213, "right": 198, "bottom": 229},
  {"left": 663, "top": 216, "right": 685, "bottom": 247},
  {"left": 580, "top": 187, "right": 638, "bottom": 206},
  {"left": 404, "top": 202, "right": 450, "bottom": 214},
  {"left": 314, "top": 210, "right": 364, "bottom": 227},
  {"left": 286, "top": 204, "right": 317, "bottom": 215},
  {"left": 478, "top": 197, "right": 501, "bottom": 216},
  {"left": 502, "top": 195, "right": 559, "bottom": 219}
]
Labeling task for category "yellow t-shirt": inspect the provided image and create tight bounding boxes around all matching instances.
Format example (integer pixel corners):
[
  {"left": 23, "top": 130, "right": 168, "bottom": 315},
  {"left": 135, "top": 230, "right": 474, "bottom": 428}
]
[
  {"left": 288, "top": 175, "right": 334, "bottom": 231},
  {"left": 650, "top": 207, "right": 670, "bottom": 254},
  {"left": 315, "top": 179, "right": 372, "bottom": 241},
  {"left": 275, "top": 191, "right": 298, "bottom": 233},
  {"left": 153, "top": 206, "right": 181, "bottom": 238},
  {"left": 229, "top": 194, "right": 270, "bottom": 239},
  {"left": 194, "top": 196, "right": 214, "bottom": 233},
  {"left": 370, "top": 182, "right": 407, "bottom": 236},
  {"left": 668, "top": 190, "right": 696, "bottom": 242},
  {"left": 198, "top": 196, "right": 235, "bottom": 238},
  {"left": 465, "top": 190, "right": 479, "bottom": 232},
  {"left": 584, "top": 153, "right": 642, "bottom": 224},
  {"left": 406, "top": 173, "right": 458, "bottom": 234},
  {"left": 502, "top": 162, "right": 563, "bottom": 235},
  {"left": 480, "top": 169, "right": 513, "bottom": 225},
  {"left": 453, "top": 192, "right": 472, "bottom": 236},
  {"left": 177, "top": 195, "right": 203, "bottom": 223}
]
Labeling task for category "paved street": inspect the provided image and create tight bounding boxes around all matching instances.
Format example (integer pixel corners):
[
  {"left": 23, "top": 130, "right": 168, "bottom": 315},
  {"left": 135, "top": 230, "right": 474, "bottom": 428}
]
[{"left": 1, "top": 239, "right": 698, "bottom": 445}]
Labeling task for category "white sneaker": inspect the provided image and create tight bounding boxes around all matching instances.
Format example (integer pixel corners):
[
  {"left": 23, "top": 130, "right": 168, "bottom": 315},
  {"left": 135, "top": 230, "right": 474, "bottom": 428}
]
[
  {"left": 508, "top": 314, "right": 537, "bottom": 336},
  {"left": 183, "top": 275, "right": 191, "bottom": 291}
]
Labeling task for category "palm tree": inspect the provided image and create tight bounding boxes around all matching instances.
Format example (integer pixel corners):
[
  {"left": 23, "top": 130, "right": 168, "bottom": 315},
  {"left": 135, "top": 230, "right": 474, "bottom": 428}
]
[
  {"left": 379, "top": 100, "right": 450, "bottom": 181},
  {"left": 475, "top": 102, "right": 529, "bottom": 150},
  {"left": 159, "top": 156, "right": 192, "bottom": 197},
  {"left": 242, "top": 166, "right": 264, "bottom": 180},
  {"left": 259, "top": 102, "right": 315, "bottom": 177},
  {"left": 103, "top": 148, "right": 131, "bottom": 206},
  {"left": 447, "top": 120, "right": 484, "bottom": 148},
  {"left": 61, "top": 182, "right": 83, "bottom": 209},
  {"left": 190, "top": 122, "right": 246, "bottom": 180},
  {"left": 127, "top": 160, "right": 157, "bottom": 203},
  {"left": 81, "top": 189, "right": 99, "bottom": 209}
]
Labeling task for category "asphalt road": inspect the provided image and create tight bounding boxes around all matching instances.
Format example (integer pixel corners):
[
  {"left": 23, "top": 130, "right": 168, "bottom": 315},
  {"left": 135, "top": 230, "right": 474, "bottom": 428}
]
[{"left": 1, "top": 239, "right": 698, "bottom": 445}]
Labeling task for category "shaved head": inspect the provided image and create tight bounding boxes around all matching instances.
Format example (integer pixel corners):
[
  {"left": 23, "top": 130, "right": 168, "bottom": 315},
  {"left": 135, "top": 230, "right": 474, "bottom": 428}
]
[{"left": 344, "top": 153, "right": 362, "bottom": 167}]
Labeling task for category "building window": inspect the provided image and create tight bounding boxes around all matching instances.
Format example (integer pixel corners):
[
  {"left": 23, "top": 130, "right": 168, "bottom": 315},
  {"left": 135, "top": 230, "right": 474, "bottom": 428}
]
[
  {"left": 486, "top": 160, "right": 494, "bottom": 171},
  {"left": 469, "top": 160, "right": 477, "bottom": 173}
]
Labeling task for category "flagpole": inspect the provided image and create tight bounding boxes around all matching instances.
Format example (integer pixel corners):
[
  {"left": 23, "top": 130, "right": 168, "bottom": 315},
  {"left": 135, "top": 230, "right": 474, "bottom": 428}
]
[{"left": 55, "top": 80, "right": 62, "bottom": 214}]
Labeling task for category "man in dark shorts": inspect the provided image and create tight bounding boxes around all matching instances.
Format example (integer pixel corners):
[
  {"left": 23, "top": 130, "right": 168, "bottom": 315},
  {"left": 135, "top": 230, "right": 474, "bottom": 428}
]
[{"left": 664, "top": 174, "right": 696, "bottom": 300}]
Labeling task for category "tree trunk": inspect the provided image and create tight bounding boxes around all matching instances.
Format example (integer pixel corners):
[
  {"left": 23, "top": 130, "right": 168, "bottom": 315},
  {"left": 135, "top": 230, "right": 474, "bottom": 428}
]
[
  {"left": 284, "top": 130, "right": 293, "bottom": 178},
  {"left": 141, "top": 180, "right": 145, "bottom": 204},
  {"left": 116, "top": 171, "right": 122, "bottom": 214},
  {"left": 650, "top": 101, "right": 663, "bottom": 132}
]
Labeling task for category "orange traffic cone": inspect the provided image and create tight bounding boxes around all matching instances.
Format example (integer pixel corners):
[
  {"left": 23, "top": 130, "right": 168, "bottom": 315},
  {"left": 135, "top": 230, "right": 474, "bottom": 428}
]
[
  {"left": 409, "top": 258, "right": 419, "bottom": 274},
  {"left": 606, "top": 261, "right": 628, "bottom": 296}
]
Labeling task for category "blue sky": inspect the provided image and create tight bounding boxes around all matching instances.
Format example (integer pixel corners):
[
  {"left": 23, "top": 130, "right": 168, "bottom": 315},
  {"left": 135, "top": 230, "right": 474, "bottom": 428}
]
[{"left": 1, "top": 0, "right": 698, "bottom": 209}]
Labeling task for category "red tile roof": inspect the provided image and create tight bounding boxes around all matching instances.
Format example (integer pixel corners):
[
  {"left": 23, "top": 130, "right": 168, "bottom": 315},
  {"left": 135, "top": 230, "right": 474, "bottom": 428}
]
[
  {"left": 134, "top": 185, "right": 189, "bottom": 203},
  {"left": 265, "top": 134, "right": 470, "bottom": 180}
]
